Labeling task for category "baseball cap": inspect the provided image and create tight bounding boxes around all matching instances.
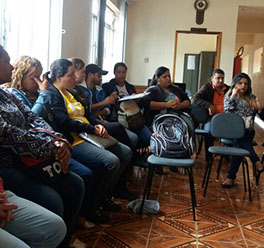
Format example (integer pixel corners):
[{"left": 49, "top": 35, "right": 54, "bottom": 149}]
[{"left": 85, "top": 64, "right": 108, "bottom": 76}]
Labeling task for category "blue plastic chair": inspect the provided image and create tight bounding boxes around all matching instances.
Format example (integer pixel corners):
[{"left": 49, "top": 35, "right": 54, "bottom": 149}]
[
  {"left": 202, "top": 113, "right": 253, "bottom": 201},
  {"left": 140, "top": 155, "right": 197, "bottom": 220}
]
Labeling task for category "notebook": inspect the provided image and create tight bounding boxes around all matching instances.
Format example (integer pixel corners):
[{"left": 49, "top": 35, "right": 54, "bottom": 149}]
[{"left": 79, "top": 132, "right": 118, "bottom": 149}]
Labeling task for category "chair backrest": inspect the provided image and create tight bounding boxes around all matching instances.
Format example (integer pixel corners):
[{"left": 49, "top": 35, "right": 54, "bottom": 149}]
[
  {"left": 190, "top": 103, "right": 209, "bottom": 124},
  {"left": 210, "top": 113, "right": 245, "bottom": 139}
]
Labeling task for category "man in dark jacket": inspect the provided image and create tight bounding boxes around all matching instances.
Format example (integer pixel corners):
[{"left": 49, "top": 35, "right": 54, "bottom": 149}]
[
  {"left": 192, "top": 69, "right": 229, "bottom": 116},
  {"left": 192, "top": 69, "right": 230, "bottom": 162}
]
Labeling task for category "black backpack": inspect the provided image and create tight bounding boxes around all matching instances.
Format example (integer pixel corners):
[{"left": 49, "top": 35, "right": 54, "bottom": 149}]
[{"left": 150, "top": 113, "right": 195, "bottom": 158}]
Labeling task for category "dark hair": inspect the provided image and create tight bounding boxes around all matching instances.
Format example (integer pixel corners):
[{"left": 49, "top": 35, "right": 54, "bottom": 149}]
[
  {"left": 48, "top": 59, "right": 73, "bottom": 83},
  {"left": 155, "top": 66, "right": 169, "bottom": 79},
  {"left": 212, "top": 68, "right": 225, "bottom": 76},
  {"left": 113, "top": 62, "right": 127, "bottom": 74},
  {"left": 228, "top": 72, "right": 252, "bottom": 97},
  {"left": 0, "top": 45, "right": 5, "bottom": 58},
  {"left": 149, "top": 66, "right": 170, "bottom": 86}
]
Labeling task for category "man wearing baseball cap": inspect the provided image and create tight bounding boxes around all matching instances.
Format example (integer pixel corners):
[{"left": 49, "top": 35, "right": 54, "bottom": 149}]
[{"left": 85, "top": 64, "right": 117, "bottom": 118}]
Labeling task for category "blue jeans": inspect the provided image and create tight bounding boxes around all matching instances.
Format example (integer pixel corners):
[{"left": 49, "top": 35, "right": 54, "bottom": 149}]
[
  {"left": 0, "top": 167, "right": 84, "bottom": 247},
  {"left": 1, "top": 191, "right": 66, "bottom": 248},
  {"left": 70, "top": 148, "right": 108, "bottom": 215},
  {"left": 228, "top": 129, "right": 259, "bottom": 180},
  {"left": 125, "top": 128, "right": 139, "bottom": 149},
  {"left": 133, "top": 125, "right": 151, "bottom": 148},
  {"left": 75, "top": 140, "right": 132, "bottom": 194}
]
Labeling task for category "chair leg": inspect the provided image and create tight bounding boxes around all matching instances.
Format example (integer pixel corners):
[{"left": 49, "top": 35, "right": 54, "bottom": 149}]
[
  {"left": 187, "top": 167, "right": 196, "bottom": 221},
  {"left": 203, "top": 158, "right": 214, "bottom": 197},
  {"left": 196, "top": 135, "right": 203, "bottom": 159},
  {"left": 139, "top": 164, "right": 155, "bottom": 213},
  {"left": 244, "top": 159, "right": 252, "bottom": 201},
  {"left": 146, "top": 164, "right": 156, "bottom": 199},
  {"left": 202, "top": 153, "right": 214, "bottom": 188},
  {"left": 216, "top": 155, "right": 224, "bottom": 180},
  {"left": 241, "top": 159, "right": 247, "bottom": 193}
]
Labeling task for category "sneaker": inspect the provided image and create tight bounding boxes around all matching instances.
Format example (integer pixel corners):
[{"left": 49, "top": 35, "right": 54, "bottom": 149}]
[
  {"left": 101, "top": 197, "right": 121, "bottom": 212},
  {"left": 87, "top": 208, "right": 110, "bottom": 224},
  {"left": 70, "top": 239, "right": 87, "bottom": 248},
  {"left": 222, "top": 178, "right": 234, "bottom": 188},
  {"left": 114, "top": 187, "right": 137, "bottom": 201}
]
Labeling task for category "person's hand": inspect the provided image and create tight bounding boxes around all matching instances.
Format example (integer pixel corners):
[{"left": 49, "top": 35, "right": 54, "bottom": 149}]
[
  {"left": 250, "top": 97, "right": 262, "bottom": 111},
  {"left": 208, "top": 104, "right": 216, "bottom": 116},
  {"left": 34, "top": 72, "right": 49, "bottom": 91},
  {"left": 165, "top": 101, "right": 175, "bottom": 109},
  {"left": 231, "top": 86, "right": 240, "bottom": 98},
  {"left": 104, "top": 95, "right": 116, "bottom": 105},
  {"left": 0, "top": 192, "right": 17, "bottom": 228},
  {"left": 94, "top": 125, "right": 109, "bottom": 138},
  {"left": 54, "top": 141, "right": 71, "bottom": 173},
  {"left": 171, "top": 102, "right": 183, "bottom": 110}
]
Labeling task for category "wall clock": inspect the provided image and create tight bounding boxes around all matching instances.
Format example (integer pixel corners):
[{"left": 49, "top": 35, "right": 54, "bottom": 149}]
[{"left": 194, "top": 0, "right": 208, "bottom": 25}]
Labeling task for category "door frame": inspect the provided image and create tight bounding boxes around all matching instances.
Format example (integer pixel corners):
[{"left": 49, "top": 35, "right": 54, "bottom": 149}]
[{"left": 172, "top": 30, "right": 222, "bottom": 82}]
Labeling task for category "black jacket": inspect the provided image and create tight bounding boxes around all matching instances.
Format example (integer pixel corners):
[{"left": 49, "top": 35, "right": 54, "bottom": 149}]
[
  {"left": 141, "top": 84, "right": 192, "bottom": 129},
  {"left": 47, "top": 84, "right": 101, "bottom": 144},
  {"left": 192, "top": 83, "right": 230, "bottom": 109},
  {"left": 102, "top": 78, "right": 136, "bottom": 97}
]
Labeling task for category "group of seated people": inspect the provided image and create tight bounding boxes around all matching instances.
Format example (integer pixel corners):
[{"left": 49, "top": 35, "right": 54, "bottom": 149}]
[{"left": 0, "top": 43, "right": 263, "bottom": 248}]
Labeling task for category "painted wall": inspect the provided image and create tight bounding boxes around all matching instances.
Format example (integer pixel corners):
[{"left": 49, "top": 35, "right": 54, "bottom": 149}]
[
  {"left": 175, "top": 33, "right": 217, "bottom": 82},
  {"left": 125, "top": 0, "right": 264, "bottom": 86},
  {"left": 61, "top": 0, "right": 93, "bottom": 63}
]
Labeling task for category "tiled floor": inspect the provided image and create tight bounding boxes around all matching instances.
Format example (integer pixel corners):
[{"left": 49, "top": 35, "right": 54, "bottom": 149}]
[{"left": 75, "top": 124, "right": 264, "bottom": 247}]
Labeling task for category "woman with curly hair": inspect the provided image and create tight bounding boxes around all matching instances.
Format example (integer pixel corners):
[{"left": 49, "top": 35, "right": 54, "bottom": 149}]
[{"left": 10, "top": 56, "right": 124, "bottom": 225}]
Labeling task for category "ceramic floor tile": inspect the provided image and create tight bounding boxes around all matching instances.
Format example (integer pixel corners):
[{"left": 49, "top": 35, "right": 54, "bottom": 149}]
[
  {"left": 200, "top": 228, "right": 246, "bottom": 247},
  {"left": 242, "top": 227, "right": 264, "bottom": 247},
  {"left": 74, "top": 124, "right": 264, "bottom": 247}
]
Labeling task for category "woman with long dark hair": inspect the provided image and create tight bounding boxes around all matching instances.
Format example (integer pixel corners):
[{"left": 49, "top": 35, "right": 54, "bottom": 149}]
[{"left": 222, "top": 72, "right": 263, "bottom": 188}]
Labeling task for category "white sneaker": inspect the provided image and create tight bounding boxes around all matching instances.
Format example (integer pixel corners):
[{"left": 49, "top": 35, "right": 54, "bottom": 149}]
[
  {"left": 84, "top": 220, "right": 95, "bottom": 228},
  {"left": 70, "top": 239, "right": 87, "bottom": 248}
]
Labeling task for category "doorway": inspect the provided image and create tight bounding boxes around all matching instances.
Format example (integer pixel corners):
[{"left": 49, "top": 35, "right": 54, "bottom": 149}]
[{"left": 172, "top": 31, "right": 222, "bottom": 95}]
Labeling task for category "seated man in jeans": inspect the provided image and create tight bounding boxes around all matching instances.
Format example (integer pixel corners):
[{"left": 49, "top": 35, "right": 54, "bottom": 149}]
[
  {"left": 0, "top": 177, "right": 66, "bottom": 248},
  {"left": 192, "top": 69, "right": 229, "bottom": 161}
]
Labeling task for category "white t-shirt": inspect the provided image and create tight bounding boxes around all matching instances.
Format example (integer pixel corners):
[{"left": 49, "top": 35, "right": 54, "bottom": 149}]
[{"left": 116, "top": 85, "right": 129, "bottom": 98}]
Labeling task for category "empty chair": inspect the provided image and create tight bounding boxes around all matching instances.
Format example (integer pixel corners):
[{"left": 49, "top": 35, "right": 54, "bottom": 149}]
[{"left": 140, "top": 155, "right": 197, "bottom": 220}]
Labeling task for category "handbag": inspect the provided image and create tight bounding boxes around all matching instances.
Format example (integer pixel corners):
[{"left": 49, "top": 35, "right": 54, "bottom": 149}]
[
  {"left": 79, "top": 132, "right": 118, "bottom": 149},
  {"left": 117, "top": 100, "right": 145, "bottom": 130},
  {"left": 20, "top": 128, "right": 72, "bottom": 184}
]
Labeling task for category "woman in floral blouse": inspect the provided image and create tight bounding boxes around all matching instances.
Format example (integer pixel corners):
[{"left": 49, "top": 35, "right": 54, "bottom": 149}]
[{"left": 222, "top": 73, "right": 263, "bottom": 188}]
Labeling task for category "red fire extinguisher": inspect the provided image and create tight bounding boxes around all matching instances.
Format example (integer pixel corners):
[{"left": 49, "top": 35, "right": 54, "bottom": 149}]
[{"left": 233, "top": 47, "right": 244, "bottom": 78}]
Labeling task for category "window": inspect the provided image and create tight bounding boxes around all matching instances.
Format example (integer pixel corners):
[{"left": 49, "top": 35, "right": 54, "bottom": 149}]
[
  {"left": 90, "top": 0, "right": 100, "bottom": 64},
  {"left": 0, "top": 0, "right": 63, "bottom": 72},
  {"left": 90, "top": 0, "right": 127, "bottom": 82}
]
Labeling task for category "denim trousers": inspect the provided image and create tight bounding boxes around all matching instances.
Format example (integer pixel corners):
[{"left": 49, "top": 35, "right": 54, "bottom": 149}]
[
  {"left": 0, "top": 166, "right": 84, "bottom": 247},
  {"left": 132, "top": 125, "right": 152, "bottom": 148},
  {"left": 75, "top": 140, "right": 133, "bottom": 194},
  {"left": 70, "top": 148, "right": 108, "bottom": 214},
  {"left": 0, "top": 190, "right": 66, "bottom": 248},
  {"left": 228, "top": 129, "right": 259, "bottom": 180}
]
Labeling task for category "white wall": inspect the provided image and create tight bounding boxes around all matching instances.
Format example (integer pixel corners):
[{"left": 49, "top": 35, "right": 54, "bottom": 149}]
[
  {"left": 175, "top": 33, "right": 217, "bottom": 82},
  {"left": 125, "top": 0, "right": 264, "bottom": 86},
  {"left": 61, "top": 0, "right": 93, "bottom": 63}
]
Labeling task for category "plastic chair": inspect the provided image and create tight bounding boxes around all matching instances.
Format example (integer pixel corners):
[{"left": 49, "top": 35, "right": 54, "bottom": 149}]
[
  {"left": 140, "top": 155, "right": 197, "bottom": 220},
  {"left": 202, "top": 113, "right": 253, "bottom": 201},
  {"left": 215, "top": 138, "right": 258, "bottom": 182},
  {"left": 190, "top": 103, "right": 210, "bottom": 159}
]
